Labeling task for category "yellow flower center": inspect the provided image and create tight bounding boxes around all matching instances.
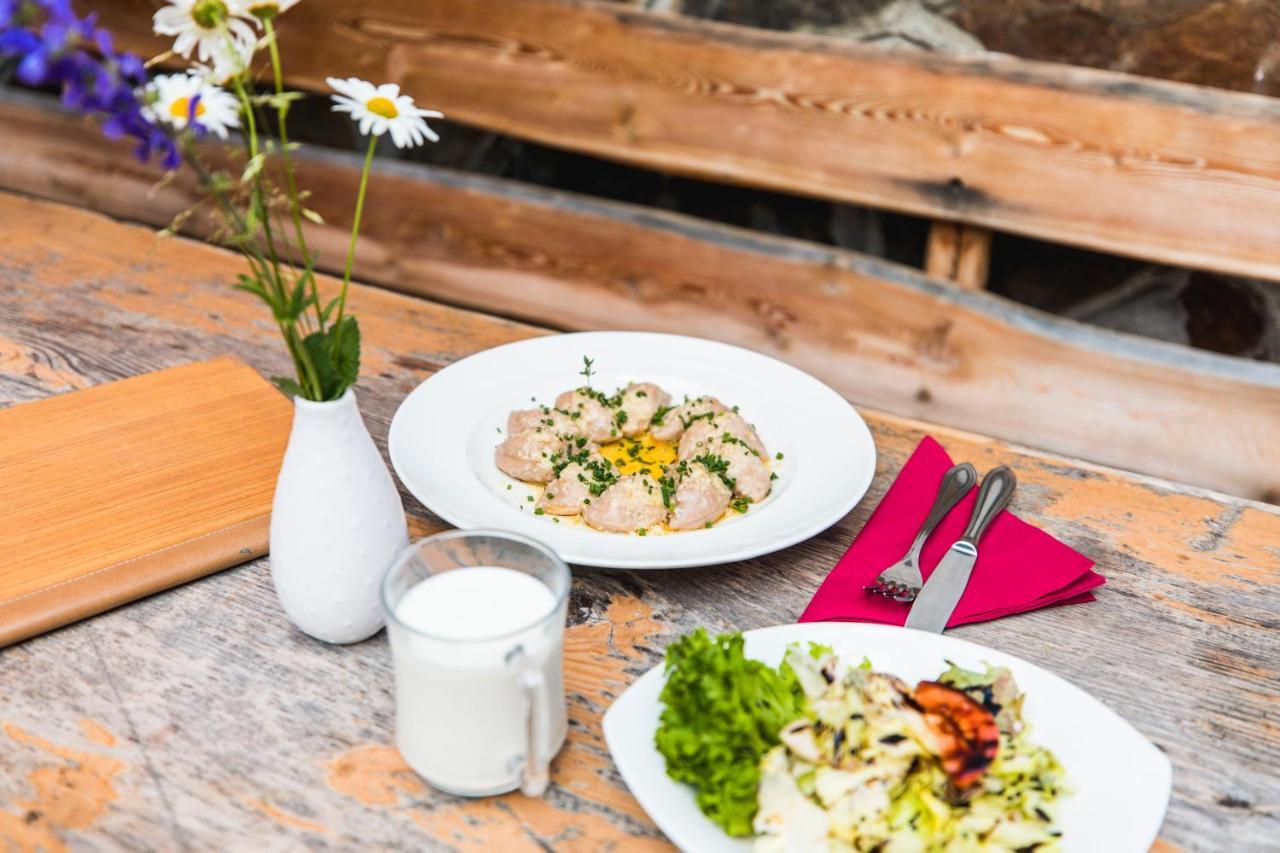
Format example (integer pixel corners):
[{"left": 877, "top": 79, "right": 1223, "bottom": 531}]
[
  {"left": 191, "top": 0, "right": 228, "bottom": 29},
  {"left": 366, "top": 97, "right": 399, "bottom": 119},
  {"left": 170, "top": 97, "right": 207, "bottom": 120}
]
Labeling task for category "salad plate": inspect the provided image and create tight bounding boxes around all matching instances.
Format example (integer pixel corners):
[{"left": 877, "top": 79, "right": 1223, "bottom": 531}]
[
  {"left": 388, "top": 332, "right": 875, "bottom": 569},
  {"left": 603, "top": 622, "right": 1172, "bottom": 851}
]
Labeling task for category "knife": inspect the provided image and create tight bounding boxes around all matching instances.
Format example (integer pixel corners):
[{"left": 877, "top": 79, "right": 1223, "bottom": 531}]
[{"left": 904, "top": 465, "right": 1017, "bottom": 633}]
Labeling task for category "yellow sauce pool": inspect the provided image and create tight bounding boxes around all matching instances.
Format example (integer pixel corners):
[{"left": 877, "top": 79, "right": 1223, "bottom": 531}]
[{"left": 598, "top": 432, "right": 679, "bottom": 479}]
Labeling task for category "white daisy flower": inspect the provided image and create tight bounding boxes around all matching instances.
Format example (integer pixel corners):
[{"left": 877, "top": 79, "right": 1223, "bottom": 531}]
[
  {"left": 142, "top": 72, "right": 241, "bottom": 139},
  {"left": 153, "top": 0, "right": 257, "bottom": 80},
  {"left": 327, "top": 77, "right": 443, "bottom": 149}
]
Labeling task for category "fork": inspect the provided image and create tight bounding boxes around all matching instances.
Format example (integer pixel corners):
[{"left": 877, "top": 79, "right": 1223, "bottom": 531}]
[{"left": 864, "top": 462, "right": 977, "bottom": 602}]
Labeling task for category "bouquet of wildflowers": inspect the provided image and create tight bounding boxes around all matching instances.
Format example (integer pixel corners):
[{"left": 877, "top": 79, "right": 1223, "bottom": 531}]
[{"left": 0, "top": 0, "right": 441, "bottom": 401}]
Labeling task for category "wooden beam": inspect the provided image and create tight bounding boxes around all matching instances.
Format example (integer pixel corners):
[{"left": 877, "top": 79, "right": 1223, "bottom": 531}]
[
  {"left": 925, "top": 222, "right": 993, "bottom": 290},
  {"left": 88, "top": 0, "right": 1280, "bottom": 283},
  {"left": 2, "top": 89, "right": 1278, "bottom": 500}
]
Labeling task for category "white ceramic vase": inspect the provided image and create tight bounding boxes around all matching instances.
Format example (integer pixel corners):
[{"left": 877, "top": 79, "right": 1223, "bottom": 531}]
[{"left": 270, "top": 389, "right": 410, "bottom": 644}]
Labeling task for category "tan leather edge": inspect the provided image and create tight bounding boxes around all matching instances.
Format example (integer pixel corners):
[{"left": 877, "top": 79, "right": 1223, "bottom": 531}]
[{"left": 0, "top": 514, "right": 270, "bottom": 648}]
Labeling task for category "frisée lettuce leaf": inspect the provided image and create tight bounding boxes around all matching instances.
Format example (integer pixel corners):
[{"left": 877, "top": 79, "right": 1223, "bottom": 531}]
[{"left": 654, "top": 629, "right": 805, "bottom": 836}]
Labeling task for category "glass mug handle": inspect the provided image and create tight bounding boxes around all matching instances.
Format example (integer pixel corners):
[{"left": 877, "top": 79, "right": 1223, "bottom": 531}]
[{"left": 506, "top": 644, "right": 549, "bottom": 797}]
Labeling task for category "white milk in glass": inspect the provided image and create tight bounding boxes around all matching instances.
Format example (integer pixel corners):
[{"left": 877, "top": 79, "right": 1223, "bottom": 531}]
[{"left": 390, "top": 566, "right": 567, "bottom": 794}]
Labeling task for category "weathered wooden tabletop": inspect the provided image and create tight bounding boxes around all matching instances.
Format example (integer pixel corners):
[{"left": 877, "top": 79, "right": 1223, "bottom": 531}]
[{"left": 0, "top": 192, "right": 1276, "bottom": 851}]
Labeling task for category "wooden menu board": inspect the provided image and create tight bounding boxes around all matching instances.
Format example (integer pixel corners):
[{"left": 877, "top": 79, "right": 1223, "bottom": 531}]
[{"left": 0, "top": 357, "right": 293, "bottom": 646}]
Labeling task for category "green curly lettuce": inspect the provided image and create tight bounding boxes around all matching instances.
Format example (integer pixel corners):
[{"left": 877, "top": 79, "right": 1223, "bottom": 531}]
[{"left": 654, "top": 630, "right": 805, "bottom": 836}]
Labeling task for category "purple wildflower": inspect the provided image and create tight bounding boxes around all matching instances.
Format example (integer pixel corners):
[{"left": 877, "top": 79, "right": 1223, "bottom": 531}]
[{"left": 0, "top": 0, "right": 180, "bottom": 168}]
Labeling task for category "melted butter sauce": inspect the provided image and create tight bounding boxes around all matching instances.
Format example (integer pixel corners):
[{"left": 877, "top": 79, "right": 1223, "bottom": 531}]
[{"left": 598, "top": 432, "right": 679, "bottom": 478}]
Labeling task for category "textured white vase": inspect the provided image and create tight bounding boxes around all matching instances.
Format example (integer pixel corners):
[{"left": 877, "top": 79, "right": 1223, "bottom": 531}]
[{"left": 270, "top": 389, "right": 410, "bottom": 644}]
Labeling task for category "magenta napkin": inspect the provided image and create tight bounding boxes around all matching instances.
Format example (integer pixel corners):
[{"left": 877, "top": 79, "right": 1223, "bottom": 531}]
[{"left": 800, "top": 437, "right": 1104, "bottom": 627}]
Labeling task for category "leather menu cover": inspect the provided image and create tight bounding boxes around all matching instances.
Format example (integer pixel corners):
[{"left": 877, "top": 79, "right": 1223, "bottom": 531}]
[{"left": 0, "top": 357, "right": 293, "bottom": 646}]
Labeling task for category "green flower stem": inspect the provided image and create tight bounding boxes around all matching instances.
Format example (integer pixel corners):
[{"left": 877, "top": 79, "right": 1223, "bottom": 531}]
[
  {"left": 231, "top": 75, "right": 284, "bottom": 304},
  {"left": 282, "top": 322, "right": 322, "bottom": 400},
  {"left": 193, "top": 86, "right": 322, "bottom": 401},
  {"left": 186, "top": 30, "right": 333, "bottom": 401},
  {"left": 263, "top": 17, "right": 322, "bottom": 329},
  {"left": 181, "top": 138, "right": 272, "bottom": 287},
  {"left": 226, "top": 73, "right": 327, "bottom": 399},
  {"left": 332, "top": 134, "right": 377, "bottom": 355}
]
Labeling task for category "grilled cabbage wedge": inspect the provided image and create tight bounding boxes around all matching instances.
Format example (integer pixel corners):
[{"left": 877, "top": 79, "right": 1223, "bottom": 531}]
[{"left": 754, "top": 647, "right": 1067, "bottom": 852}]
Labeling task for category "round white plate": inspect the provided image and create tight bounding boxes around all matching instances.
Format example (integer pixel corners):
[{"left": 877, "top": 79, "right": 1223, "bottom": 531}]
[
  {"left": 603, "top": 623, "right": 1172, "bottom": 852},
  {"left": 388, "top": 332, "right": 875, "bottom": 569}
]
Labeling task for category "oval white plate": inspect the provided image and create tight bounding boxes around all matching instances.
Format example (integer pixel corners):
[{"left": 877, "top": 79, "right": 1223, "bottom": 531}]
[
  {"left": 388, "top": 332, "right": 875, "bottom": 569},
  {"left": 603, "top": 623, "right": 1172, "bottom": 852}
]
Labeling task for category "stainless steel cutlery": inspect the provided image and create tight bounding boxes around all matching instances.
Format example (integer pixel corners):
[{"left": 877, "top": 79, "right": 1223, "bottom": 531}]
[
  {"left": 904, "top": 465, "right": 1017, "bottom": 633},
  {"left": 865, "top": 462, "right": 977, "bottom": 602}
]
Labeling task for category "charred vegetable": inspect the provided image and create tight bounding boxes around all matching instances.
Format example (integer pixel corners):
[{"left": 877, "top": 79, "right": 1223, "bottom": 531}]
[{"left": 914, "top": 680, "right": 1001, "bottom": 789}]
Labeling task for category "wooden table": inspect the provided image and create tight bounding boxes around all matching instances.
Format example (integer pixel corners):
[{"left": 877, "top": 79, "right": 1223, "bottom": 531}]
[{"left": 0, "top": 193, "right": 1276, "bottom": 851}]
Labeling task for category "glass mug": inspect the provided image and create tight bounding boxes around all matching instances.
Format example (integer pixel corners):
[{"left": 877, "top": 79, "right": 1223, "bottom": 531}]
[{"left": 382, "top": 530, "right": 570, "bottom": 796}]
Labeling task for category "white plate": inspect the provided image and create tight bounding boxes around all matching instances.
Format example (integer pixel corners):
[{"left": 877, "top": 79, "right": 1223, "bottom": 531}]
[
  {"left": 388, "top": 332, "right": 875, "bottom": 569},
  {"left": 604, "top": 623, "right": 1171, "bottom": 852}
]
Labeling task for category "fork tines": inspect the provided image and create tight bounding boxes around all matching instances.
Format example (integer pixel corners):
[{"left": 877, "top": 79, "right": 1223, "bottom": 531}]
[{"left": 863, "top": 579, "right": 918, "bottom": 602}]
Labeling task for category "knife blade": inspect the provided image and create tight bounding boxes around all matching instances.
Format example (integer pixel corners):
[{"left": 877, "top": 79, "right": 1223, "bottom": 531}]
[{"left": 904, "top": 465, "right": 1017, "bottom": 633}]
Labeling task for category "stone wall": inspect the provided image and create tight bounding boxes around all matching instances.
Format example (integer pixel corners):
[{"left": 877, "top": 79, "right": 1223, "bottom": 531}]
[{"left": 636, "top": 0, "right": 1280, "bottom": 96}]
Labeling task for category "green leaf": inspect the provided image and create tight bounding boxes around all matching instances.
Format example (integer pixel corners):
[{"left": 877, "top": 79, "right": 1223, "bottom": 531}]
[
  {"left": 271, "top": 376, "right": 305, "bottom": 398},
  {"left": 232, "top": 274, "right": 274, "bottom": 307},
  {"left": 318, "top": 296, "right": 341, "bottom": 324},
  {"left": 269, "top": 91, "right": 304, "bottom": 110},
  {"left": 249, "top": 90, "right": 303, "bottom": 111},
  {"left": 241, "top": 152, "right": 266, "bottom": 184},
  {"left": 243, "top": 202, "right": 259, "bottom": 233},
  {"left": 937, "top": 660, "right": 999, "bottom": 690},
  {"left": 302, "top": 329, "right": 339, "bottom": 399},
  {"left": 332, "top": 315, "right": 360, "bottom": 393},
  {"left": 282, "top": 274, "right": 311, "bottom": 322}
]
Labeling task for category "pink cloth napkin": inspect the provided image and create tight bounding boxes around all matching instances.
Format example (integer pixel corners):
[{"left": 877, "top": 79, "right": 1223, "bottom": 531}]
[{"left": 800, "top": 437, "right": 1104, "bottom": 628}]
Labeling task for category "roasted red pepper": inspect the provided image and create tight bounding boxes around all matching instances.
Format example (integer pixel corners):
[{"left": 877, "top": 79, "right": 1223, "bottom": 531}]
[{"left": 915, "top": 680, "right": 1000, "bottom": 788}]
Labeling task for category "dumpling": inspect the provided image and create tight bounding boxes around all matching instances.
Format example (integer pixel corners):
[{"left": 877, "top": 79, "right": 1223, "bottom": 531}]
[
  {"left": 507, "top": 407, "right": 579, "bottom": 438},
  {"left": 494, "top": 429, "right": 567, "bottom": 484},
  {"left": 677, "top": 411, "right": 765, "bottom": 460},
  {"left": 666, "top": 460, "right": 732, "bottom": 530},
  {"left": 649, "top": 396, "right": 727, "bottom": 442},
  {"left": 582, "top": 473, "right": 666, "bottom": 533},
  {"left": 695, "top": 437, "right": 771, "bottom": 503},
  {"left": 537, "top": 462, "right": 594, "bottom": 516},
  {"left": 618, "top": 383, "right": 671, "bottom": 437},
  {"left": 536, "top": 450, "right": 610, "bottom": 516},
  {"left": 555, "top": 389, "right": 622, "bottom": 444}
]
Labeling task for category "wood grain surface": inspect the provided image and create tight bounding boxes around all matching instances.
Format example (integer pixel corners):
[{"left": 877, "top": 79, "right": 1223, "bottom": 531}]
[
  {"left": 0, "top": 193, "right": 1277, "bottom": 850},
  {"left": 925, "top": 222, "right": 993, "bottom": 291},
  {"left": 2, "top": 91, "right": 1278, "bottom": 502},
  {"left": 0, "top": 357, "right": 291, "bottom": 647},
  {"left": 88, "top": 0, "right": 1280, "bottom": 282}
]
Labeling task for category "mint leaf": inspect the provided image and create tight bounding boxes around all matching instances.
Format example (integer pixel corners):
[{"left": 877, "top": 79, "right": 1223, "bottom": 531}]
[
  {"left": 302, "top": 329, "right": 339, "bottom": 399},
  {"left": 271, "top": 376, "right": 305, "bottom": 398},
  {"left": 332, "top": 315, "right": 360, "bottom": 393}
]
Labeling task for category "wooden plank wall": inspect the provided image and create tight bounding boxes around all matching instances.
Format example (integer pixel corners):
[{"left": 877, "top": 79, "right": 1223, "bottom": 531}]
[
  {"left": 90, "top": 0, "right": 1280, "bottom": 283},
  {"left": 925, "top": 224, "right": 993, "bottom": 291},
  {"left": 3, "top": 91, "right": 1276, "bottom": 501}
]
